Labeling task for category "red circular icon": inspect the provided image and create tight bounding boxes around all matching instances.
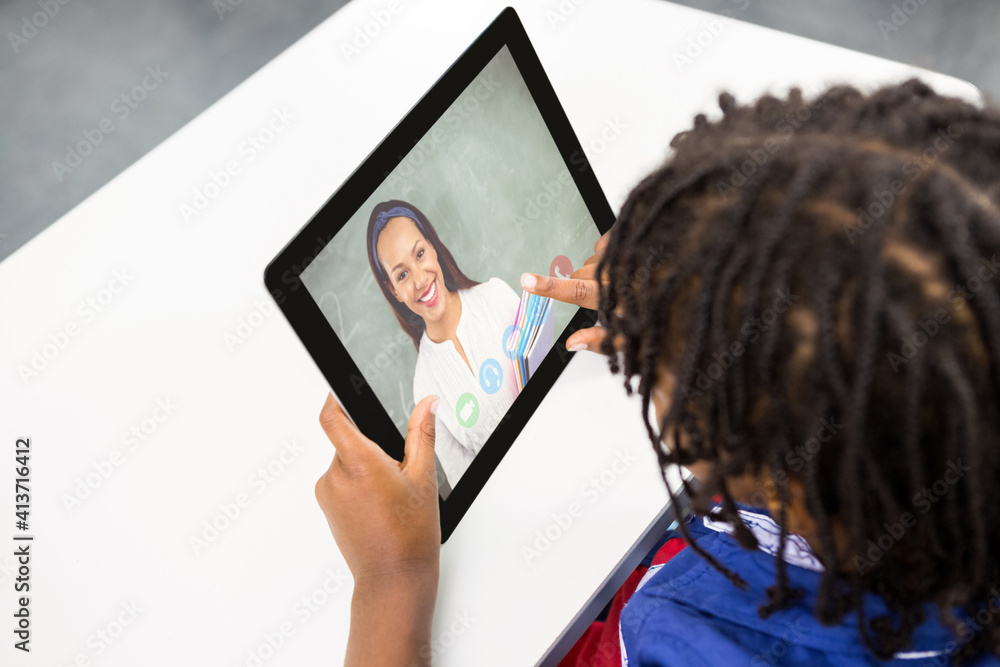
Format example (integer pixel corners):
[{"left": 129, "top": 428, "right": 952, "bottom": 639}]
[{"left": 549, "top": 255, "right": 573, "bottom": 280}]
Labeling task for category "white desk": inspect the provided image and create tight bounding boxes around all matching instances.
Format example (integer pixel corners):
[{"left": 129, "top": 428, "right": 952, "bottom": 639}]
[{"left": 0, "top": 1, "right": 980, "bottom": 665}]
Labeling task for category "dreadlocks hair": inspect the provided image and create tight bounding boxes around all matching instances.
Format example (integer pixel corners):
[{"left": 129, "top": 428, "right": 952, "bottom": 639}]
[{"left": 596, "top": 78, "right": 1000, "bottom": 662}]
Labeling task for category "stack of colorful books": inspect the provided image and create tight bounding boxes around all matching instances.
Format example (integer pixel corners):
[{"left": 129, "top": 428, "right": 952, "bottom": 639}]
[{"left": 506, "top": 291, "right": 554, "bottom": 392}]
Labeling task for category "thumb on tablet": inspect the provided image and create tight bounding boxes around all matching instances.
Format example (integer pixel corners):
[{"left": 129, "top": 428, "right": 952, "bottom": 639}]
[{"left": 403, "top": 395, "right": 439, "bottom": 481}]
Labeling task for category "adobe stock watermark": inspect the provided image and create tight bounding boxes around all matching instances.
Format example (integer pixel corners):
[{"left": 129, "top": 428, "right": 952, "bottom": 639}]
[
  {"left": 213, "top": 0, "right": 243, "bottom": 21},
  {"left": 735, "top": 415, "right": 842, "bottom": 511},
  {"left": 544, "top": 0, "right": 590, "bottom": 30},
  {"left": 578, "top": 116, "right": 628, "bottom": 162},
  {"left": 348, "top": 328, "right": 411, "bottom": 396},
  {"left": 521, "top": 449, "right": 638, "bottom": 565},
  {"left": 188, "top": 439, "right": 306, "bottom": 556},
  {"left": 563, "top": 115, "right": 629, "bottom": 179},
  {"left": 315, "top": 287, "right": 361, "bottom": 350},
  {"left": 278, "top": 232, "right": 336, "bottom": 305},
  {"left": 576, "top": 640, "right": 620, "bottom": 667},
  {"left": 938, "top": 591, "right": 1000, "bottom": 664},
  {"left": 877, "top": 0, "right": 928, "bottom": 41},
  {"left": 477, "top": 232, "right": 501, "bottom": 263},
  {"left": 947, "top": 255, "right": 1000, "bottom": 311},
  {"left": 716, "top": 90, "right": 826, "bottom": 201},
  {"left": 672, "top": 0, "right": 751, "bottom": 73},
  {"left": 225, "top": 298, "right": 277, "bottom": 352},
  {"left": 178, "top": 107, "right": 294, "bottom": 223},
  {"left": 887, "top": 254, "right": 999, "bottom": 373},
  {"left": 61, "top": 397, "right": 179, "bottom": 514},
  {"left": 844, "top": 125, "right": 960, "bottom": 244},
  {"left": 395, "top": 472, "right": 436, "bottom": 524},
  {"left": 339, "top": 0, "right": 404, "bottom": 63},
  {"left": 57, "top": 600, "right": 145, "bottom": 666},
  {"left": 382, "top": 72, "right": 502, "bottom": 193},
  {"left": 234, "top": 567, "right": 351, "bottom": 667},
  {"left": 17, "top": 268, "right": 135, "bottom": 385},
  {"left": 411, "top": 612, "right": 477, "bottom": 666},
  {"left": 512, "top": 169, "right": 576, "bottom": 232},
  {"left": 8, "top": 0, "right": 73, "bottom": 54},
  {"left": 854, "top": 458, "right": 971, "bottom": 575},
  {"left": 751, "top": 618, "right": 809, "bottom": 666},
  {"left": 784, "top": 417, "right": 842, "bottom": 474},
  {"left": 679, "top": 287, "right": 799, "bottom": 399},
  {"left": 609, "top": 241, "right": 672, "bottom": 302},
  {"left": 601, "top": 239, "right": 672, "bottom": 346},
  {"left": 52, "top": 66, "right": 169, "bottom": 182},
  {"left": 886, "top": 307, "right": 951, "bottom": 373}
]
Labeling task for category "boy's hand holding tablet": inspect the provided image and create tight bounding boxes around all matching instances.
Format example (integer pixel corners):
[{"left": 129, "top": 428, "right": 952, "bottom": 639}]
[{"left": 315, "top": 393, "right": 441, "bottom": 666}]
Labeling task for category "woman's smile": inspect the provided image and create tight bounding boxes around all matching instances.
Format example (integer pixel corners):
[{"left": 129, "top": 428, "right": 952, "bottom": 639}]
[{"left": 417, "top": 277, "right": 439, "bottom": 308}]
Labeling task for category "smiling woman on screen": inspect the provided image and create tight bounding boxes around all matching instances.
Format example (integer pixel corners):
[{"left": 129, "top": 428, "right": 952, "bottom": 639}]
[{"left": 366, "top": 199, "right": 520, "bottom": 492}]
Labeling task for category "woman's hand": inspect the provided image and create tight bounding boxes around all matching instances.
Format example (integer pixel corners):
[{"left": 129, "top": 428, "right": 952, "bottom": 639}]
[
  {"left": 316, "top": 393, "right": 441, "bottom": 666},
  {"left": 520, "top": 229, "right": 611, "bottom": 353}
]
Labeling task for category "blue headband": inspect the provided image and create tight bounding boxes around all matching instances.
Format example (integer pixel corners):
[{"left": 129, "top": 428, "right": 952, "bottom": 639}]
[{"left": 371, "top": 206, "right": 424, "bottom": 280}]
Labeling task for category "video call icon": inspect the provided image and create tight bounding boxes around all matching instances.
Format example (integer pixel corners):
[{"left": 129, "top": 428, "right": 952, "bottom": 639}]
[
  {"left": 456, "top": 392, "right": 480, "bottom": 428},
  {"left": 549, "top": 255, "right": 573, "bottom": 280},
  {"left": 479, "top": 358, "right": 503, "bottom": 395},
  {"left": 501, "top": 324, "right": 521, "bottom": 360}
]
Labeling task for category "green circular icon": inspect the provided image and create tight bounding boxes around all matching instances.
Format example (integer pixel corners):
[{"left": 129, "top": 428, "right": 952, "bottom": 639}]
[{"left": 455, "top": 392, "right": 480, "bottom": 428}]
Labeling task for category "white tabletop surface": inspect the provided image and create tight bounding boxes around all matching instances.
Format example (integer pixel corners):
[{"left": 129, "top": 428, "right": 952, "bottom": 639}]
[{"left": 0, "top": 1, "right": 981, "bottom": 665}]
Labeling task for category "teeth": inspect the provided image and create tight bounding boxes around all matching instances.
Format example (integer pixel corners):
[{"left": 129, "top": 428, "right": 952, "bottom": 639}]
[{"left": 419, "top": 279, "right": 436, "bottom": 303}]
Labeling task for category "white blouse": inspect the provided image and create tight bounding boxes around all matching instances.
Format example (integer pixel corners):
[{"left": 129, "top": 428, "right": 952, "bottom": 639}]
[{"left": 413, "top": 277, "right": 521, "bottom": 490}]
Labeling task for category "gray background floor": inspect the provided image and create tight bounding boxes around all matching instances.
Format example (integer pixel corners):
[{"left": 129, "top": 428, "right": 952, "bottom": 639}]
[{"left": 2, "top": 0, "right": 999, "bottom": 263}]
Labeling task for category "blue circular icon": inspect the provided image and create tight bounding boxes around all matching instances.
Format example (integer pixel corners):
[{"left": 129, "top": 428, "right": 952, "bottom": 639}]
[
  {"left": 501, "top": 324, "right": 520, "bottom": 360},
  {"left": 479, "top": 358, "right": 503, "bottom": 394}
]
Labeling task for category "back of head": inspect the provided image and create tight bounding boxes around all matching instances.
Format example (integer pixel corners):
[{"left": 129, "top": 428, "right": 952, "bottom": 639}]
[{"left": 598, "top": 79, "right": 1000, "bottom": 661}]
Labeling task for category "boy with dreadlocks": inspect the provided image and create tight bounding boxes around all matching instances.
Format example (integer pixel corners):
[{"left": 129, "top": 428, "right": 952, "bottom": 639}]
[{"left": 314, "top": 79, "right": 1000, "bottom": 665}]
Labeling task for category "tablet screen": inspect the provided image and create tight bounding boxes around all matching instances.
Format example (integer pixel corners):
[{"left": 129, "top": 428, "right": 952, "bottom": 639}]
[{"left": 298, "top": 45, "right": 600, "bottom": 499}]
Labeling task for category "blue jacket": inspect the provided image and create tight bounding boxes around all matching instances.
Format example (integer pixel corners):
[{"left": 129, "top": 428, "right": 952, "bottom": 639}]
[{"left": 619, "top": 506, "right": 1000, "bottom": 666}]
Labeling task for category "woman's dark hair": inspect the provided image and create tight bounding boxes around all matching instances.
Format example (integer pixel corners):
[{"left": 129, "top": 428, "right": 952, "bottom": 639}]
[
  {"left": 367, "top": 199, "right": 479, "bottom": 350},
  {"left": 597, "top": 79, "right": 1000, "bottom": 662}
]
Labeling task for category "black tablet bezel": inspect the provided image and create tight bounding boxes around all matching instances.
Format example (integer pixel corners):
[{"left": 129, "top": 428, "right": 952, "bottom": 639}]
[{"left": 264, "top": 6, "right": 614, "bottom": 542}]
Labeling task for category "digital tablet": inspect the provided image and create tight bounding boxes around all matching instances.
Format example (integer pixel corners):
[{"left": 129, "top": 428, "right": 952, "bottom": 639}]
[{"left": 264, "top": 6, "right": 613, "bottom": 542}]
